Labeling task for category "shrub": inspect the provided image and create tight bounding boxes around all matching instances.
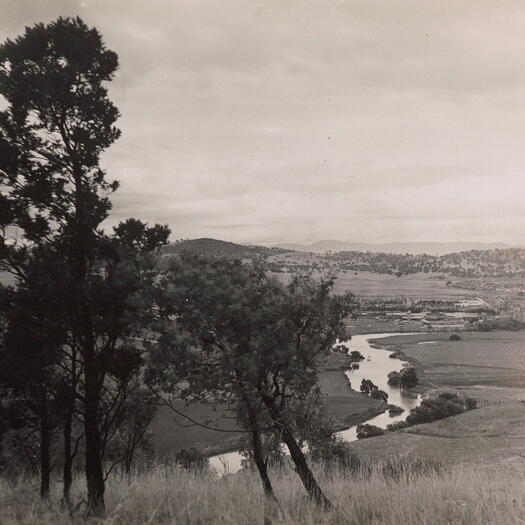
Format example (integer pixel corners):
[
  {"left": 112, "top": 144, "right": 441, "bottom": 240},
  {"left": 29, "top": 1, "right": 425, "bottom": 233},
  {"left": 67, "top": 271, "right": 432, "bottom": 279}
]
[
  {"left": 350, "top": 350, "right": 365, "bottom": 361},
  {"left": 175, "top": 448, "right": 209, "bottom": 472},
  {"left": 400, "top": 367, "right": 418, "bottom": 389},
  {"left": 356, "top": 424, "right": 385, "bottom": 439},
  {"left": 464, "top": 396, "right": 478, "bottom": 410},
  {"left": 449, "top": 334, "right": 462, "bottom": 341},
  {"left": 406, "top": 396, "right": 464, "bottom": 426},
  {"left": 360, "top": 379, "right": 388, "bottom": 402},
  {"left": 387, "top": 371, "right": 400, "bottom": 386},
  {"left": 387, "top": 420, "right": 410, "bottom": 432},
  {"left": 388, "top": 405, "right": 404, "bottom": 416},
  {"left": 309, "top": 438, "right": 361, "bottom": 473},
  {"left": 360, "top": 379, "right": 377, "bottom": 396},
  {"left": 370, "top": 389, "right": 389, "bottom": 402}
]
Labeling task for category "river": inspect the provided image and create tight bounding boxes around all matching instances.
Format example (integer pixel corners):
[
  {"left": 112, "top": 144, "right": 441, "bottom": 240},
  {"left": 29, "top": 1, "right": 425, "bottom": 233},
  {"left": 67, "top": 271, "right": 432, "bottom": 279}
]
[{"left": 209, "top": 332, "right": 421, "bottom": 475}]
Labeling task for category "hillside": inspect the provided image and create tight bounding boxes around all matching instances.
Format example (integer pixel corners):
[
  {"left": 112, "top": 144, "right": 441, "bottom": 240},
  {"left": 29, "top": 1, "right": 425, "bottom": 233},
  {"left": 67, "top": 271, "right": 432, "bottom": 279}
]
[
  {"left": 162, "top": 238, "right": 290, "bottom": 259},
  {"left": 162, "top": 239, "right": 525, "bottom": 278},
  {"left": 270, "top": 248, "right": 525, "bottom": 278}
]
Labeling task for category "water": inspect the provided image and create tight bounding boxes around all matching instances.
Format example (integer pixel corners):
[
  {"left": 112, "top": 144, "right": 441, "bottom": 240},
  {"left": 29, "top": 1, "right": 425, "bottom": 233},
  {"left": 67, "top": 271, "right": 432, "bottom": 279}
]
[
  {"left": 337, "top": 333, "right": 421, "bottom": 441},
  {"left": 209, "top": 332, "right": 421, "bottom": 474}
]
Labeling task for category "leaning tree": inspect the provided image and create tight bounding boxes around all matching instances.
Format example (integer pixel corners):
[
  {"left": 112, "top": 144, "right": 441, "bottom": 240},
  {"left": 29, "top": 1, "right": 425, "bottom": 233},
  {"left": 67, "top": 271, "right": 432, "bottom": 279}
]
[{"left": 148, "top": 254, "right": 357, "bottom": 509}]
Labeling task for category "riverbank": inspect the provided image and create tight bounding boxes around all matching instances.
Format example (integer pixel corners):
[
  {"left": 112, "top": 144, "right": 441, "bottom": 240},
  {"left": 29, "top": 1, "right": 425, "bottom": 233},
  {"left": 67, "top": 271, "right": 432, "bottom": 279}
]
[
  {"left": 347, "top": 330, "right": 525, "bottom": 467},
  {"left": 151, "top": 342, "right": 386, "bottom": 458}
]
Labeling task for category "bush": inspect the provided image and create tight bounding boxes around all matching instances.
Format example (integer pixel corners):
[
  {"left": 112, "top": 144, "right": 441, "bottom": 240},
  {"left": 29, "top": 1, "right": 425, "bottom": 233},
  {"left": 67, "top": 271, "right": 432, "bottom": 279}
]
[
  {"left": 350, "top": 350, "right": 365, "bottom": 361},
  {"left": 370, "top": 389, "right": 389, "bottom": 402},
  {"left": 449, "top": 334, "right": 462, "bottom": 341},
  {"left": 360, "top": 379, "right": 388, "bottom": 402},
  {"left": 464, "top": 396, "right": 478, "bottom": 410},
  {"left": 309, "top": 438, "right": 361, "bottom": 473},
  {"left": 387, "top": 420, "right": 410, "bottom": 431},
  {"left": 400, "top": 367, "right": 418, "bottom": 389},
  {"left": 175, "top": 448, "right": 209, "bottom": 472},
  {"left": 388, "top": 404, "right": 404, "bottom": 416},
  {"left": 387, "top": 371, "right": 400, "bottom": 386},
  {"left": 356, "top": 424, "right": 385, "bottom": 439},
  {"left": 360, "top": 379, "right": 377, "bottom": 396},
  {"left": 405, "top": 394, "right": 472, "bottom": 426}
]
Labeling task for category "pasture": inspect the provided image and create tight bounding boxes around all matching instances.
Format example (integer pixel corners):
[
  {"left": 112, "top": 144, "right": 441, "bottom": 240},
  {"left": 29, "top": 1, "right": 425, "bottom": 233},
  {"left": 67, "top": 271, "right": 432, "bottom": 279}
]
[
  {"left": 374, "top": 331, "right": 525, "bottom": 388},
  {"left": 331, "top": 271, "right": 477, "bottom": 299},
  {"left": 350, "top": 331, "right": 525, "bottom": 466}
]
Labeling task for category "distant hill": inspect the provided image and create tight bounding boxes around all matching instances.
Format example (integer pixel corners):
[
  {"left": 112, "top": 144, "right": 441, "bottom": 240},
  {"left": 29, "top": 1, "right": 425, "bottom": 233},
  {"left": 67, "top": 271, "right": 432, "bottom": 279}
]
[
  {"left": 269, "top": 248, "right": 525, "bottom": 278},
  {"left": 162, "top": 238, "right": 291, "bottom": 259},
  {"left": 274, "top": 241, "right": 516, "bottom": 256}
]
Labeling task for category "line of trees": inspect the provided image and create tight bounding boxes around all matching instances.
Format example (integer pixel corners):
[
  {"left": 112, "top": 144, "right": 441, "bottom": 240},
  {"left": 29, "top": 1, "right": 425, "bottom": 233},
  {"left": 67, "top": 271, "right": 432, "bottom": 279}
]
[
  {"left": 0, "top": 16, "right": 359, "bottom": 519},
  {"left": 0, "top": 17, "right": 169, "bottom": 514}
]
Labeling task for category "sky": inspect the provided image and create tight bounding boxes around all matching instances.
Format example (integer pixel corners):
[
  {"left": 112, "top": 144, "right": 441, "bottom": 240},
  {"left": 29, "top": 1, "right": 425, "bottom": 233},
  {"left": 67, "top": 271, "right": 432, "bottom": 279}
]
[{"left": 2, "top": 0, "right": 525, "bottom": 245}]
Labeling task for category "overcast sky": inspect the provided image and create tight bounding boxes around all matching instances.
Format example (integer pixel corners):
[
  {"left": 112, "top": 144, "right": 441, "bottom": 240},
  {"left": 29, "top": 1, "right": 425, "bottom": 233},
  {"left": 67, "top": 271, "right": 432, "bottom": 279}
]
[{"left": 2, "top": 1, "right": 525, "bottom": 245}]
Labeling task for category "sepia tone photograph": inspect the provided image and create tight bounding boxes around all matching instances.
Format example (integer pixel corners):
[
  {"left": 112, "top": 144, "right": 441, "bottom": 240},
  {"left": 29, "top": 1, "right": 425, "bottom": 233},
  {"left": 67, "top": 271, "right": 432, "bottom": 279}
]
[{"left": 1, "top": 1, "right": 525, "bottom": 523}]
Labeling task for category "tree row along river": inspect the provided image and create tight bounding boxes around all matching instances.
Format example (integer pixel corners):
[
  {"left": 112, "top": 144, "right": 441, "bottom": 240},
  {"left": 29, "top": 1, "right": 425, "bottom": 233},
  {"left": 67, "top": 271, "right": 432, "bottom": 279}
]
[{"left": 209, "top": 333, "right": 422, "bottom": 475}]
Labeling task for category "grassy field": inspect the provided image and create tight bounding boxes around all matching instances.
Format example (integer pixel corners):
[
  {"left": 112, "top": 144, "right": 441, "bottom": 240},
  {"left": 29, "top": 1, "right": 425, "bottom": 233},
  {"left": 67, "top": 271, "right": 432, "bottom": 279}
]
[
  {"left": 347, "top": 330, "right": 525, "bottom": 468},
  {"left": 3, "top": 458, "right": 525, "bottom": 524},
  {"left": 275, "top": 269, "right": 479, "bottom": 299},
  {"left": 373, "top": 331, "right": 525, "bottom": 388},
  {"left": 151, "top": 361, "right": 381, "bottom": 456},
  {"left": 330, "top": 271, "right": 478, "bottom": 299}
]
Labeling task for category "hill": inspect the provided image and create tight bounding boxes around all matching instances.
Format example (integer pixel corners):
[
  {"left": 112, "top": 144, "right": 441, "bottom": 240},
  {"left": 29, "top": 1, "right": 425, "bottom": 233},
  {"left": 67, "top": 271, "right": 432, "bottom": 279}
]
[
  {"left": 162, "top": 238, "right": 290, "bottom": 260},
  {"left": 275, "top": 240, "right": 515, "bottom": 255},
  {"left": 269, "top": 248, "right": 525, "bottom": 278},
  {"left": 162, "top": 239, "right": 525, "bottom": 278}
]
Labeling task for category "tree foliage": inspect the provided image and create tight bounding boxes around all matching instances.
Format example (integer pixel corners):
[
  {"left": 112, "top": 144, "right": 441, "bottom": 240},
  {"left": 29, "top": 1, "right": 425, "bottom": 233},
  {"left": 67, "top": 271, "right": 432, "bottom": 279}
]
[
  {"left": 148, "top": 254, "right": 357, "bottom": 507},
  {"left": 0, "top": 17, "right": 169, "bottom": 513}
]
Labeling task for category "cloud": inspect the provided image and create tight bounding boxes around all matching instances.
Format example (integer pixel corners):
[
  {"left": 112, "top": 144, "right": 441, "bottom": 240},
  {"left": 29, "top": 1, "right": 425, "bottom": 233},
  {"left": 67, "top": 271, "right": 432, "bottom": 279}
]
[{"left": 2, "top": 1, "right": 525, "bottom": 243}]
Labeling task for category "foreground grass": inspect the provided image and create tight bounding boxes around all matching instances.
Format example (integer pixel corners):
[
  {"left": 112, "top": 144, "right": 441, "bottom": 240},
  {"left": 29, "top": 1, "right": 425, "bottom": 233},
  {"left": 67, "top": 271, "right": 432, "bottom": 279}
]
[{"left": 2, "top": 458, "right": 525, "bottom": 524}]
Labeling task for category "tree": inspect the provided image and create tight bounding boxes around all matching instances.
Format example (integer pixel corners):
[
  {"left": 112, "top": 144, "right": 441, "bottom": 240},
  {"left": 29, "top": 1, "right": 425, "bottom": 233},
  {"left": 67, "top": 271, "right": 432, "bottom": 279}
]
[
  {"left": 0, "top": 18, "right": 169, "bottom": 513},
  {"left": 399, "top": 367, "right": 418, "bottom": 389},
  {"left": 360, "top": 379, "right": 377, "bottom": 396},
  {"left": 0, "top": 249, "right": 71, "bottom": 499},
  {"left": 356, "top": 424, "right": 385, "bottom": 439},
  {"left": 148, "top": 254, "right": 357, "bottom": 509},
  {"left": 360, "top": 379, "right": 387, "bottom": 402}
]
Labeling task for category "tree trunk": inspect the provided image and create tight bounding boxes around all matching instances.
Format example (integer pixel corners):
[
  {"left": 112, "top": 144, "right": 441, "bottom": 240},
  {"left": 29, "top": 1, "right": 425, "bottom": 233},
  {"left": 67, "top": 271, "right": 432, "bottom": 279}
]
[
  {"left": 63, "top": 348, "right": 78, "bottom": 507},
  {"left": 62, "top": 409, "right": 73, "bottom": 506},
  {"left": 261, "top": 395, "right": 332, "bottom": 509},
  {"left": 40, "top": 397, "right": 51, "bottom": 500},
  {"left": 251, "top": 425, "right": 283, "bottom": 525},
  {"left": 279, "top": 425, "right": 331, "bottom": 509},
  {"left": 251, "top": 427, "right": 276, "bottom": 500},
  {"left": 84, "top": 356, "right": 105, "bottom": 516},
  {"left": 249, "top": 420, "right": 277, "bottom": 502}
]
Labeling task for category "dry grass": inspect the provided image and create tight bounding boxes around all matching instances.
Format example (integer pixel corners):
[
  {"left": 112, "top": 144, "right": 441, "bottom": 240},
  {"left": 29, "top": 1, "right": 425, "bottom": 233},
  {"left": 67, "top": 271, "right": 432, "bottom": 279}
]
[{"left": 2, "top": 458, "right": 525, "bottom": 524}]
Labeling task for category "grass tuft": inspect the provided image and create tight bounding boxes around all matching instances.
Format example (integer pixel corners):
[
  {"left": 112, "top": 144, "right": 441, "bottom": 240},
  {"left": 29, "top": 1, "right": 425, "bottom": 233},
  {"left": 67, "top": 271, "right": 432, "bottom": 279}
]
[{"left": 1, "top": 458, "right": 524, "bottom": 524}]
